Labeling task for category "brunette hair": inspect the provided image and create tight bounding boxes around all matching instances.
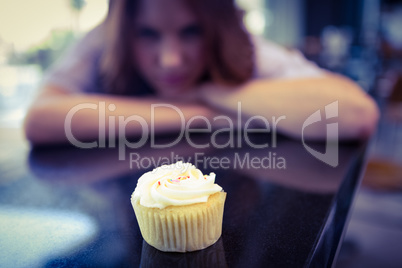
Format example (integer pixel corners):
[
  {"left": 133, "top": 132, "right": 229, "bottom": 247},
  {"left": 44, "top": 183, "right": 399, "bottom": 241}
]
[{"left": 100, "top": 0, "right": 254, "bottom": 95}]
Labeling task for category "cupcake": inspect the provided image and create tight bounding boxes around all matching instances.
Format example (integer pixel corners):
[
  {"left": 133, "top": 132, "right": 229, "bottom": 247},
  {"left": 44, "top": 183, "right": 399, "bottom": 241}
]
[{"left": 131, "top": 161, "right": 226, "bottom": 252}]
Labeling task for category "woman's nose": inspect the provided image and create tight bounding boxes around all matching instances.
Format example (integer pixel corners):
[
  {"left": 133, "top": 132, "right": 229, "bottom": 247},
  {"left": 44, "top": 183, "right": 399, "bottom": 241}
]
[{"left": 159, "top": 38, "right": 183, "bottom": 69}]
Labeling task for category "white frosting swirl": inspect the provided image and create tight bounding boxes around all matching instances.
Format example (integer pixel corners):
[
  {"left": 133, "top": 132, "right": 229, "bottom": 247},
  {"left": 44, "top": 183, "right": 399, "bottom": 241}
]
[{"left": 132, "top": 162, "right": 222, "bottom": 209}]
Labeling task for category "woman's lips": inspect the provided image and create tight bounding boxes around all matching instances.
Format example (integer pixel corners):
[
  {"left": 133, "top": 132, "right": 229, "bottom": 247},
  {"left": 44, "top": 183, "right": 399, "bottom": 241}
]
[{"left": 159, "top": 75, "right": 188, "bottom": 86}]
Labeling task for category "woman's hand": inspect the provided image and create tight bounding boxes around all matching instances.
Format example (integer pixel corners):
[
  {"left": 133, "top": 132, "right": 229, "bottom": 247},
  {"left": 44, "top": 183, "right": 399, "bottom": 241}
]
[{"left": 197, "top": 82, "right": 240, "bottom": 112}]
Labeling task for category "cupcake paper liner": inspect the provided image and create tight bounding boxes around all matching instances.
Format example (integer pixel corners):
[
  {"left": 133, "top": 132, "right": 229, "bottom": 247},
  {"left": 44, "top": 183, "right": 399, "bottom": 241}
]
[{"left": 132, "top": 192, "right": 226, "bottom": 252}]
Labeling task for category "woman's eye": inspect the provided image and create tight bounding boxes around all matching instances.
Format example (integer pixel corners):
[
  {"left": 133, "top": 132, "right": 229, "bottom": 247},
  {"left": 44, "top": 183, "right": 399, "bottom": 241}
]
[
  {"left": 136, "top": 27, "right": 160, "bottom": 41},
  {"left": 180, "top": 25, "right": 202, "bottom": 40}
]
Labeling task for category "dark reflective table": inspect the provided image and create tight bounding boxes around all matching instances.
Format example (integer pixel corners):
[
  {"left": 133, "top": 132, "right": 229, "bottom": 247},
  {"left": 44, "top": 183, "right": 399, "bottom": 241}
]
[{"left": 0, "top": 129, "right": 368, "bottom": 267}]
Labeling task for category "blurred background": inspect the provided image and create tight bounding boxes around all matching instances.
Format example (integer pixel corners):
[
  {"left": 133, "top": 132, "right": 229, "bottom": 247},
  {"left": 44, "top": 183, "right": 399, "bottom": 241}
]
[
  {"left": 0, "top": 0, "right": 107, "bottom": 127},
  {"left": 0, "top": 0, "right": 401, "bottom": 267}
]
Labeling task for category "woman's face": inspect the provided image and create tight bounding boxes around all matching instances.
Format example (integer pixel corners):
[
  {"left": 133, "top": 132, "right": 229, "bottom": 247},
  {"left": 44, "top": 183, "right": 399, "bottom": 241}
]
[{"left": 132, "top": 0, "right": 206, "bottom": 98}]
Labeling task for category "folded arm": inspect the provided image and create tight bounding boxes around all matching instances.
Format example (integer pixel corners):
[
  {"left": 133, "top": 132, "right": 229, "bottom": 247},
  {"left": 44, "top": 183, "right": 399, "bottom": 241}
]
[
  {"left": 199, "top": 73, "right": 379, "bottom": 140},
  {"left": 24, "top": 85, "right": 216, "bottom": 145}
]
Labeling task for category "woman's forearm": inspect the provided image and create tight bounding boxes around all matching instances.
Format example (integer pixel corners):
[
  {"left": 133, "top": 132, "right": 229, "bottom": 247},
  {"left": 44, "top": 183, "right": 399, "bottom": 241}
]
[
  {"left": 24, "top": 86, "right": 216, "bottom": 145},
  {"left": 200, "top": 74, "right": 379, "bottom": 139}
]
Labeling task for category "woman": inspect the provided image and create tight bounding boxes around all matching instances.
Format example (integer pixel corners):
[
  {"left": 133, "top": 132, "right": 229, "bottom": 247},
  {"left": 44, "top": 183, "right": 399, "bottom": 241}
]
[{"left": 24, "top": 0, "right": 379, "bottom": 144}]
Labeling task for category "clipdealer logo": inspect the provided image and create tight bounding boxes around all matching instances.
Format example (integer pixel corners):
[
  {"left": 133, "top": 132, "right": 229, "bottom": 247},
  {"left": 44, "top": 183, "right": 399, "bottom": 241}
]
[
  {"left": 302, "top": 101, "right": 339, "bottom": 167},
  {"left": 63, "top": 101, "right": 339, "bottom": 168}
]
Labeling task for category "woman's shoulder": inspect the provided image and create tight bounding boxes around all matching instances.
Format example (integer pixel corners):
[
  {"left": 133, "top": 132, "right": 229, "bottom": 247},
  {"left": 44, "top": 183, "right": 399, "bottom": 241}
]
[
  {"left": 251, "top": 35, "right": 325, "bottom": 79},
  {"left": 73, "top": 23, "right": 106, "bottom": 56},
  {"left": 41, "top": 24, "right": 106, "bottom": 94}
]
